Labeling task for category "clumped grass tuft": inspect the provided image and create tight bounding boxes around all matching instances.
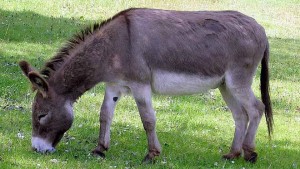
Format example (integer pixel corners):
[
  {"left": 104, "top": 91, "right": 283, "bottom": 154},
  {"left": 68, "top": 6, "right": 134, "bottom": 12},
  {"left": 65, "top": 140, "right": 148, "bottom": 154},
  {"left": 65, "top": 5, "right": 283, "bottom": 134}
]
[{"left": 0, "top": 0, "right": 299, "bottom": 168}]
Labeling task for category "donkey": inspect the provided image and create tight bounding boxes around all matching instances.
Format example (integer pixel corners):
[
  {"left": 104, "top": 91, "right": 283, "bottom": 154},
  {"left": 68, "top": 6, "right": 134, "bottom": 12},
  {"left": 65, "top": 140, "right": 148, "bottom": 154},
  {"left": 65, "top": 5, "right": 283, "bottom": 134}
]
[{"left": 19, "top": 8, "right": 273, "bottom": 163}]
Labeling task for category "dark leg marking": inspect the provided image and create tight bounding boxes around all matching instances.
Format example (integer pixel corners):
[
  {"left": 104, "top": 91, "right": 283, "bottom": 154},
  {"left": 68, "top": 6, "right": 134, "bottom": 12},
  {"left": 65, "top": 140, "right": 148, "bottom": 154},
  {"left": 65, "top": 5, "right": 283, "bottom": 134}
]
[
  {"left": 113, "top": 97, "right": 118, "bottom": 102},
  {"left": 244, "top": 152, "right": 258, "bottom": 163},
  {"left": 91, "top": 149, "right": 105, "bottom": 158},
  {"left": 142, "top": 154, "right": 156, "bottom": 164}
]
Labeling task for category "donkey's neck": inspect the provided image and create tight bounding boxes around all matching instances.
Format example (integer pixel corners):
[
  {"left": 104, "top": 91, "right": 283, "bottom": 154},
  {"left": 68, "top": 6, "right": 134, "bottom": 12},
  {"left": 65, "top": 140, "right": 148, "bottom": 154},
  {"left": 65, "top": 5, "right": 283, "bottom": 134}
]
[
  {"left": 47, "top": 15, "right": 129, "bottom": 101},
  {"left": 51, "top": 33, "right": 113, "bottom": 101}
]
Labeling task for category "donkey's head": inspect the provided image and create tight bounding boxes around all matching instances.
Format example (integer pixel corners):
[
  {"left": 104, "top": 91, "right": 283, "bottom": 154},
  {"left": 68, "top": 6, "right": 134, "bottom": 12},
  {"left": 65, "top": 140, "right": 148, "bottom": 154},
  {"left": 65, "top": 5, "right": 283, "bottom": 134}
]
[{"left": 19, "top": 61, "right": 74, "bottom": 153}]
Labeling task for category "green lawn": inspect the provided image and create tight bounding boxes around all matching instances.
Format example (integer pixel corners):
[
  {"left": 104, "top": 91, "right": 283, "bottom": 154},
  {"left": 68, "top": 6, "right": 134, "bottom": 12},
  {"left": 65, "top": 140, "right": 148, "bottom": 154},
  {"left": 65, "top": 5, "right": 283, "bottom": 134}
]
[{"left": 0, "top": 0, "right": 299, "bottom": 168}]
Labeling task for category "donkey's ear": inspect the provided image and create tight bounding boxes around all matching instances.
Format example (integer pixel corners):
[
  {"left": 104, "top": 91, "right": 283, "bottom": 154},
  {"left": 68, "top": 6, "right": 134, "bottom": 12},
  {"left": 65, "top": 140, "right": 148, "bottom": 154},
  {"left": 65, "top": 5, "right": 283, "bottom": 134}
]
[
  {"left": 28, "top": 72, "right": 49, "bottom": 98},
  {"left": 19, "top": 60, "right": 35, "bottom": 77}
]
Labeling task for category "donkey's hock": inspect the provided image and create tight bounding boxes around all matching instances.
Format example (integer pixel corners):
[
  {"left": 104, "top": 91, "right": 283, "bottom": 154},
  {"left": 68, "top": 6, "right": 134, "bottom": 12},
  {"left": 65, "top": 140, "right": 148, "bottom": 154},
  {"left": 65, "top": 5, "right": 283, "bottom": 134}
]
[{"left": 19, "top": 8, "right": 273, "bottom": 163}]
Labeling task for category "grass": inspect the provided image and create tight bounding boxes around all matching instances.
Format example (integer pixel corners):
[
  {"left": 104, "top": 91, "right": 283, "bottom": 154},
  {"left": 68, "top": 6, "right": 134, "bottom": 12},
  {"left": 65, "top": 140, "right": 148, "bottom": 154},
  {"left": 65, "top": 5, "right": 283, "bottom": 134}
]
[{"left": 0, "top": 0, "right": 299, "bottom": 168}]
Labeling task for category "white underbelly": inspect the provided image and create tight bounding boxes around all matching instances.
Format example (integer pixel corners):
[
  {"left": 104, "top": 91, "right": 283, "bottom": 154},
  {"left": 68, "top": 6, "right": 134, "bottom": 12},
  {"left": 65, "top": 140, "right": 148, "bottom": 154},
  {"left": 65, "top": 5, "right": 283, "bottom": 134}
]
[{"left": 151, "top": 70, "right": 224, "bottom": 95}]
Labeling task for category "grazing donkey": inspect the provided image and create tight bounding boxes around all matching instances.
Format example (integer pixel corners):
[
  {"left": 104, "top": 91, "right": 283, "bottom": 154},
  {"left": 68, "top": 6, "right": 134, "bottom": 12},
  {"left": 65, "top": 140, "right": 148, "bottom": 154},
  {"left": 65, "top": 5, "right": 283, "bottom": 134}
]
[{"left": 19, "top": 8, "right": 273, "bottom": 163}]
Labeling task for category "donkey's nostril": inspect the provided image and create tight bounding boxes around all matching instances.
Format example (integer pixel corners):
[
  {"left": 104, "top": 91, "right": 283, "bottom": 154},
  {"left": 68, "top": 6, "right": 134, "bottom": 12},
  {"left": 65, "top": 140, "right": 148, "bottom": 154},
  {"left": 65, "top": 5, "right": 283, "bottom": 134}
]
[
  {"left": 32, "top": 147, "right": 38, "bottom": 152},
  {"left": 45, "top": 148, "right": 56, "bottom": 153},
  {"left": 32, "top": 146, "right": 56, "bottom": 154}
]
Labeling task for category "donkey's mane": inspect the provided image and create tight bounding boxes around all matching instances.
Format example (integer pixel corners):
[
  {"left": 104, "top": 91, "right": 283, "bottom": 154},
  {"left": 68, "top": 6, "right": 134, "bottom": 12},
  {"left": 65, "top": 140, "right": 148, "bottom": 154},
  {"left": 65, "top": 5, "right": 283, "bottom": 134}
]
[
  {"left": 40, "top": 8, "right": 134, "bottom": 79},
  {"left": 39, "top": 23, "right": 101, "bottom": 79}
]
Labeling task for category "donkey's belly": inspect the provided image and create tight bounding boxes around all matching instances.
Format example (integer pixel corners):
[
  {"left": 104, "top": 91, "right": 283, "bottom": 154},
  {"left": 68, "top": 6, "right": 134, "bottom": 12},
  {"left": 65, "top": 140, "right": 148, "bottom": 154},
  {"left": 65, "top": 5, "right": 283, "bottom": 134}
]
[{"left": 151, "top": 70, "right": 224, "bottom": 95}]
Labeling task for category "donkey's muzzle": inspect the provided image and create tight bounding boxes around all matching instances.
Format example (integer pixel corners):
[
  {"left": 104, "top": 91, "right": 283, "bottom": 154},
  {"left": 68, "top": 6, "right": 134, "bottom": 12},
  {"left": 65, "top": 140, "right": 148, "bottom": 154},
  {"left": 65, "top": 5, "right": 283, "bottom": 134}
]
[
  {"left": 32, "top": 147, "right": 56, "bottom": 154},
  {"left": 31, "top": 136, "right": 56, "bottom": 153}
]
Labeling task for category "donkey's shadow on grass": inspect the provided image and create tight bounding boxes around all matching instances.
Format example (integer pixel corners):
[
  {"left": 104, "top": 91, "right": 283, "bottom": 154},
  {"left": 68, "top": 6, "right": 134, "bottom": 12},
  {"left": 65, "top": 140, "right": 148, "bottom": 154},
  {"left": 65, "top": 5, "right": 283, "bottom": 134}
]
[
  {"left": 0, "top": 8, "right": 93, "bottom": 70},
  {"left": 0, "top": 9, "right": 89, "bottom": 44}
]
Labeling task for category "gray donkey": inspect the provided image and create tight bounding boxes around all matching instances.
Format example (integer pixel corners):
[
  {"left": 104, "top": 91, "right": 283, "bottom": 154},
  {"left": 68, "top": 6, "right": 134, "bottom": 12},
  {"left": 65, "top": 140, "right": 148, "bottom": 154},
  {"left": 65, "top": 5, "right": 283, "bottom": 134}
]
[{"left": 19, "top": 8, "right": 273, "bottom": 163}]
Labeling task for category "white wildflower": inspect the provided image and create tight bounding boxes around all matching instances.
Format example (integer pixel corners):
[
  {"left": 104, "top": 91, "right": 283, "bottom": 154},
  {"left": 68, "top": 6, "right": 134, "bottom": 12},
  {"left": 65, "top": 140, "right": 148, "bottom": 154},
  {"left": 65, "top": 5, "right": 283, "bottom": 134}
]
[
  {"left": 50, "top": 159, "right": 59, "bottom": 163},
  {"left": 17, "top": 132, "right": 24, "bottom": 139},
  {"left": 292, "top": 162, "right": 297, "bottom": 168}
]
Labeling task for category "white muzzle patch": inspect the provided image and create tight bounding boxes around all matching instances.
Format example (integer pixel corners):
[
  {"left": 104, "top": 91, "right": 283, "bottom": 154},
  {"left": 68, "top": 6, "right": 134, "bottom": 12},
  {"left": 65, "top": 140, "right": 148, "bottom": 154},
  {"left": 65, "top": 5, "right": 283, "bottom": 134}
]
[{"left": 32, "top": 137, "right": 55, "bottom": 153}]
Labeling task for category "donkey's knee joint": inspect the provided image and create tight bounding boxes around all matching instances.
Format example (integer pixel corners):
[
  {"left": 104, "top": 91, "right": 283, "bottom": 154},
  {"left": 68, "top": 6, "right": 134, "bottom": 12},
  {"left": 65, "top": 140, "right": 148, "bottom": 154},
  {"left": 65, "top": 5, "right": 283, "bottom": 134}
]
[
  {"left": 255, "top": 100, "right": 265, "bottom": 113},
  {"left": 247, "top": 100, "right": 264, "bottom": 120},
  {"left": 100, "top": 111, "right": 113, "bottom": 123},
  {"left": 141, "top": 114, "right": 157, "bottom": 131},
  {"left": 143, "top": 120, "right": 156, "bottom": 131}
]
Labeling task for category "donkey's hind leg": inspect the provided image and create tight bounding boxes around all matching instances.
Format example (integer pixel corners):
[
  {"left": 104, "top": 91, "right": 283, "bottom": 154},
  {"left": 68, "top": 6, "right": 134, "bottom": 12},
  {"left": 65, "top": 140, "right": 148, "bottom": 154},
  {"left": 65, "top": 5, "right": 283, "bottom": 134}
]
[
  {"left": 242, "top": 95, "right": 264, "bottom": 163},
  {"left": 130, "top": 83, "right": 161, "bottom": 163},
  {"left": 230, "top": 87, "right": 264, "bottom": 163},
  {"left": 92, "top": 83, "right": 124, "bottom": 157},
  {"left": 219, "top": 84, "right": 248, "bottom": 160}
]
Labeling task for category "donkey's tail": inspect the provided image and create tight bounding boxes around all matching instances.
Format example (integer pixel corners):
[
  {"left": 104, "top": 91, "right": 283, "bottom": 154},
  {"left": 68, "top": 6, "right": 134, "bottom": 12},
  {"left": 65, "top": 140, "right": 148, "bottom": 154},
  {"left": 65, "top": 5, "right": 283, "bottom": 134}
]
[{"left": 260, "top": 42, "right": 273, "bottom": 137}]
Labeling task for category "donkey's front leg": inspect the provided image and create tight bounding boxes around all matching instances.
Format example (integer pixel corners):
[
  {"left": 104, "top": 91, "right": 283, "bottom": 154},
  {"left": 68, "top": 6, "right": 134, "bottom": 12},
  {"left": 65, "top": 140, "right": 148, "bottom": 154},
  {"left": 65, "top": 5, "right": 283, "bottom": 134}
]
[
  {"left": 92, "top": 84, "right": 122, "bottom": 157},
  {"left": 131, "top": 83, "right": 161, "bottom": 163}
]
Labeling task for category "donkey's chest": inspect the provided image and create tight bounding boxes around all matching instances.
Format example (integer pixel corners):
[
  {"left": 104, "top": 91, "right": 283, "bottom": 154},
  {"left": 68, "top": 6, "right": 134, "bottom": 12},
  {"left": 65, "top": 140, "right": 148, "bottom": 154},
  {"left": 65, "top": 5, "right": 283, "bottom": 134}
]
[{"left": 151, "top": 70, "right": 224, "bottom": 95}]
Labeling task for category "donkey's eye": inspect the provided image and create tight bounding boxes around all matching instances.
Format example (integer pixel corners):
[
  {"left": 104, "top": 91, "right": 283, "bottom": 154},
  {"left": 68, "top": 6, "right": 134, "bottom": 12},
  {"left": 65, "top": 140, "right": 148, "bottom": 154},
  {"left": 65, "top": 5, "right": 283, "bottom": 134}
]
[{"left": 38, "top": 114, "right": 47, "bottom": 121}]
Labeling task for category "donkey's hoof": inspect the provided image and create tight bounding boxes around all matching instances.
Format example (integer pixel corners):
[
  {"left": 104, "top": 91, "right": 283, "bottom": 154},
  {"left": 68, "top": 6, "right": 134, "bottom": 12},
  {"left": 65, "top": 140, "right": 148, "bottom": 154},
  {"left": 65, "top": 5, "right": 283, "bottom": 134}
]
[
  {"left": 222, "top": 152, "right": 241, "bottom": 160},
  {"left": 91, "top": 149, "right": 105, "bottom": 158},
  {"left": 244, "top": 152, "right": 257, "bottom": 163},
  {"left": 142, "top": 154, "right": 155, "bottom": 164}
]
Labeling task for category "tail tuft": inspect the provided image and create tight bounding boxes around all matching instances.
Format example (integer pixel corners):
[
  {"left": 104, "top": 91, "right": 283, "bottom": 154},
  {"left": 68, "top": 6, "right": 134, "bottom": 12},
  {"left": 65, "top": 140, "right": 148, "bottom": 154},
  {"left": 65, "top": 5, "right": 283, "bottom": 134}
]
[{"left": 260, "top": 42, "right": 273, "bottom": 138}]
